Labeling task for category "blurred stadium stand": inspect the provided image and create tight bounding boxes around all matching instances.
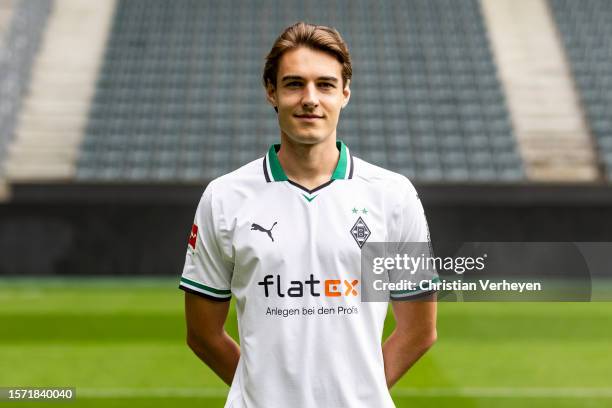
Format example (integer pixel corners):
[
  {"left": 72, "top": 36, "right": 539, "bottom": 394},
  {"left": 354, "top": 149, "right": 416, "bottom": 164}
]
[
  {"left": 1, "top": 0, "right": 612, "bottom": 275},
  {"left": 482, "top": 0, "right": 599, "bottom": 182},
  {"left": 549, "top": 0, "right": 612, "bottom": 180},
  {"left": 0, "top": 0, "right": 51, "bottom": 199},
  {"left": 5, "top": 0, "right": 116, "bottom": 181},
  {"left": 0, "top": 1, "right": 15, "bottom": 42},
  {"left": 75, "top": 0, "right": 522, "bottom": 182},
  {"left": 0, "top": 0, "right": 13, "bottom": 200}
]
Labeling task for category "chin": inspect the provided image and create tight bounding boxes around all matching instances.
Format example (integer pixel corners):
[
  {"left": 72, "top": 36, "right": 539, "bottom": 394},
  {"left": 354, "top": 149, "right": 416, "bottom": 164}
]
[{"left": 289, "top": 133, "right": 328, "bottom": 145}]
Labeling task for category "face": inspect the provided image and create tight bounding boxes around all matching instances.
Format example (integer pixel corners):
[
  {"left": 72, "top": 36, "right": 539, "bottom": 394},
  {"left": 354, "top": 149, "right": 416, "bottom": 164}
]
[{"left": 266, "top": 47, "right": 350, "bottom": 145}]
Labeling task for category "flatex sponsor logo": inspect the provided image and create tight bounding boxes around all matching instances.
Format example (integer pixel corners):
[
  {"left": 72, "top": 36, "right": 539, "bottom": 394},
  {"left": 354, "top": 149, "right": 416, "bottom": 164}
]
[{"left": 258, "top": 274, "right": 359, "bottom": 298}]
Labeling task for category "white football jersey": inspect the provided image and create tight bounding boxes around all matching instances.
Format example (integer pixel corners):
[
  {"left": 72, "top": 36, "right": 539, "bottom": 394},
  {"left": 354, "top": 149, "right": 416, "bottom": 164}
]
[{"left": 180, "top": 141, "right": 432, "bottom": 408}]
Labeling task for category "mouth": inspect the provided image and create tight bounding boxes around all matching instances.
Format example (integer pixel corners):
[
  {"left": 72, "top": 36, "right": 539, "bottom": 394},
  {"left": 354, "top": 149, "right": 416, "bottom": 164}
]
[{"left": 294, "top": 114, "right": 324, "bottom": 121}]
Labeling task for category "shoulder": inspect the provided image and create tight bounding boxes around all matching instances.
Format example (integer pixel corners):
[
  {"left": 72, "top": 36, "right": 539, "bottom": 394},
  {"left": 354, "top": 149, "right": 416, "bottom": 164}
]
[
  {"left": 352, "top": 156, "right": 419, "bottom": 200},
  {"left": 203, "top": 157, "right": 266, "bottom": 199}
]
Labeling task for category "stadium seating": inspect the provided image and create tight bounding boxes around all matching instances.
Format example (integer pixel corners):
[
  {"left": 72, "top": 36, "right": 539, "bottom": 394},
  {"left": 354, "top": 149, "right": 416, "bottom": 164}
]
[
  {"left": 4, "top": 0, "right": 117, "bottom": 181},
  {"left": 0, "top": 1, "right": 15, "bottom": 39},
  {"left": 549, "top": 0, "right": 612, "bottom": 180},
  {"left": 76, "top": 0, "right": 523, "bottom": 182},
  {"left": 481, "top": 0, "right": 599, "bottom": 182},
  {"left": 0, "top": 0, "right": 51, "bottom": 181}
]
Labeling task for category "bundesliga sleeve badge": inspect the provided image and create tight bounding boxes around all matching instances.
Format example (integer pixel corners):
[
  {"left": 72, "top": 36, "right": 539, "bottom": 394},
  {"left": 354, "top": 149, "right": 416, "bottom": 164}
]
[{"left": 188, "top": 224, "right": 198, "bottom": 251}]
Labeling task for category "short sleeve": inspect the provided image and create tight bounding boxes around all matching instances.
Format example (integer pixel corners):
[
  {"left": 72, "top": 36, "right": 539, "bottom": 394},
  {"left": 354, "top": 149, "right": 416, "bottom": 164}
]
[
  {"left": 388, "top": 180, "right": 438, "bottom": 300},
  {"left": 179, "top": 184, "right": 234, "bottom": 301},
  {"left": 388, "top": 180, "right": 430, "bottom": 243}
]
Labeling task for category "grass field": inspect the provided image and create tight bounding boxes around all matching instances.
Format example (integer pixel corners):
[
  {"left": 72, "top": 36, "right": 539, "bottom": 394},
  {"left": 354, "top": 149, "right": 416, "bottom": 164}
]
[{"left": 1, "top": 278, "right": 611, "bottom": 407}]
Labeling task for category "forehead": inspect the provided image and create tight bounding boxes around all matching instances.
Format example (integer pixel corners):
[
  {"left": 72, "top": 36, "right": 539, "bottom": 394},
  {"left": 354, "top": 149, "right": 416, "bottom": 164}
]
[{"left": 277, "top": 47, "right": 342, "bottom": 80}]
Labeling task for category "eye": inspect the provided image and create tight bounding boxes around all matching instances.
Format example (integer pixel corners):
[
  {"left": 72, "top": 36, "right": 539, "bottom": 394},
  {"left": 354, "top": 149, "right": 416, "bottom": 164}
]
[
  {"left": 286, "top": 81, "right": 302, "bottom": 87},
  {"left": 319, "top": 82, "right": 335, "bottom": 88}
]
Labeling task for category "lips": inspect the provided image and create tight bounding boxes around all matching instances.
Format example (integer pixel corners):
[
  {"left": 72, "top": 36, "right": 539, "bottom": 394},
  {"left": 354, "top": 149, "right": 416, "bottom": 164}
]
[{"left": 294, "top": 114, "right": 323, "bottom": 119}]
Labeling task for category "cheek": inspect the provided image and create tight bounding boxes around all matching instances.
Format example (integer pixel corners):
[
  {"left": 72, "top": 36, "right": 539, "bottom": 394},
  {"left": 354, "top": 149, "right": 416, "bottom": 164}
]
[
  {"left": 277, "top": 91, "right": 300, "bottom": 105},
  {"left": 278, "top": 111, "right": 296, "bottom": 129},
  {"left": 323, "top": 105, "right": 343, "bottom": 121},
  {"left": 322, "top": 95, "right": 344, "bottom": 112}
]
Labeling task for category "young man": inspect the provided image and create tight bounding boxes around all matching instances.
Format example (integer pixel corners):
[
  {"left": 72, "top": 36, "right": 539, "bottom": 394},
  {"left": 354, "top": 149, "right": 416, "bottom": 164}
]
[{"left": 180, "top": 22, "right": 437, "bottom": 408}]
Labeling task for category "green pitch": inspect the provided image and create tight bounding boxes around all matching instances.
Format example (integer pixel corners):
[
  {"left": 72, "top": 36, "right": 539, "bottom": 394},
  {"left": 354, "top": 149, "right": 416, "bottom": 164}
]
[{"left": 1, "top": 278, "right": 611, "bottom": 407}]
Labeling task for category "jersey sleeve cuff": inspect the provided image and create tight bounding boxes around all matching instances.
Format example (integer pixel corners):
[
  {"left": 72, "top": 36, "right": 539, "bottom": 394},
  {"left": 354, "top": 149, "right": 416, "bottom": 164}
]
[
  {"left": 179, "top": 285, "right": 232, "bottom": 302},
  {"left": 179, "top": 277, "right": 231, "bottom": 301},
  {"left": 390, "top": 289, "right": 437, "bottom": 301},
  {"left": 389, "top": 276, "right": 439, "bottom": 301}
]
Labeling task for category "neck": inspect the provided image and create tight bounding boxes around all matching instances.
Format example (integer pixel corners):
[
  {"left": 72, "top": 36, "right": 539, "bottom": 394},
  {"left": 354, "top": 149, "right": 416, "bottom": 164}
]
[{"left": 277, "top": 133, "right": 339, "bottom": 190}]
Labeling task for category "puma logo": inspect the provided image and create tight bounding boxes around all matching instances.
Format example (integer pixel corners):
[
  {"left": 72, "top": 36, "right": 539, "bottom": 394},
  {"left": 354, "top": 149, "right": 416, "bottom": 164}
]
[{"left": 251, "top": 222, "right": 277, "bottom": 242}]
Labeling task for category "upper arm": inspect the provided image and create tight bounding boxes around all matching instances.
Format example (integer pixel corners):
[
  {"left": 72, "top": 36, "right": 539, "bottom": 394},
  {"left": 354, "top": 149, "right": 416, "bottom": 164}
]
[
  {"left": 387, "top": 177, "right": 430, "bottom": 244},
  {"left": 390, "top": 293, "right": 437, "bottom": 341},
  {"left": 185, "top": 291, "right": 231, "bottom": 343},
  {"left": 180, "top": 184, "right": 234, "bottom": 301},
  {"left": 387, "top": 179, "right": 438, "bottom": 301}
]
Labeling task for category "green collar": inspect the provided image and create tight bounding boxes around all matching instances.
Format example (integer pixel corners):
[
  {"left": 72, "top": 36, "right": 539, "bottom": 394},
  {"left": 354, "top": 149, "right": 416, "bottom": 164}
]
[{"left": 264, "top": 140, "right": 353, "bottom": 182}]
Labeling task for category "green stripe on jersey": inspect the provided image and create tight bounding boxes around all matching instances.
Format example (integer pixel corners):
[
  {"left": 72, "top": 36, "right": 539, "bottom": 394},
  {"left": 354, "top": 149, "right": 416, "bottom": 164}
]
[
  {"left": 302, "top": 194, "right": 318, "bottom": 202},
  {"left": 180, "top": 277, "right": 231, "bottom": 296},
  {"left": 267, "top": 145, "right": 288, "bottom": 181},
  {"left": 390, "top": 277, "right": 441, "bottom": 296},
  {"left": 331, "top": 141, "right": 348, "bottom": 180},
  {"left": 267, "top": 140, "right": 349, "bottom": 182}
]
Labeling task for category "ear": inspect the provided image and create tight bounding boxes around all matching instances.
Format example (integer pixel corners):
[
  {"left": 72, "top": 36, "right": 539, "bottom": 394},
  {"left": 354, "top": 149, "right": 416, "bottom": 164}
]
[
  {"left": 341, "top": 79, "right": 351, "bottom": 109},
  {"left": 265, "top": 82, "right": 277, "bottom": 109}
]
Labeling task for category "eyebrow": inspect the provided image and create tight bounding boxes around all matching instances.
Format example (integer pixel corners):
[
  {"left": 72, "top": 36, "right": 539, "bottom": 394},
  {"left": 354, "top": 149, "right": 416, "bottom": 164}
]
[{"left": 281, "top": 75, "right": 339, "bottom": 83}]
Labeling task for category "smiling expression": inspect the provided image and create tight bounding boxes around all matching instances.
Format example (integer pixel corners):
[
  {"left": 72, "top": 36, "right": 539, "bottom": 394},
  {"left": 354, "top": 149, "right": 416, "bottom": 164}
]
[{"left": 266, "top": 47, "right": 351, "bottom": 145}]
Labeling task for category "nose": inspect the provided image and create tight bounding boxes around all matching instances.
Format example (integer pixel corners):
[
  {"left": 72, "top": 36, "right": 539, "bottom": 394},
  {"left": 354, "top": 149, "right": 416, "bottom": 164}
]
[{"left": 301, "top": 82, "right": 319, "bottom": 109}]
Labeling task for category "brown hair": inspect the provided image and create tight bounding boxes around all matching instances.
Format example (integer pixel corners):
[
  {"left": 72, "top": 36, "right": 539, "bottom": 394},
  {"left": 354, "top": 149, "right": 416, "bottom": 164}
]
[{"left": 263, "top": 22, "right": 352, "bottom": 89}]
